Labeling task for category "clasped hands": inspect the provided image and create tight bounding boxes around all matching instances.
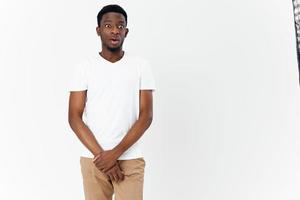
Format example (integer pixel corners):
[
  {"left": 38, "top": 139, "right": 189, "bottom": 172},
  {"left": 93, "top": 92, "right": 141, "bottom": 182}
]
[{"left": 93, "top": 150, "right": 124, "bottom": 182}]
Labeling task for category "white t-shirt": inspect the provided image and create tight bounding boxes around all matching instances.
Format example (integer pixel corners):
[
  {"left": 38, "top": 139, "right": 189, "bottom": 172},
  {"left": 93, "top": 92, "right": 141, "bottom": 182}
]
[{"left": 68, "top": 52, "right": 156, "bottom": 160}]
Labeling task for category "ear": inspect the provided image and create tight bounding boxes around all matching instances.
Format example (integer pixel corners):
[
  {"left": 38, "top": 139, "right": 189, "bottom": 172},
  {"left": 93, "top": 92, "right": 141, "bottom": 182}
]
[
  {"left": 96, "top": 26, "right": 101, "bottom": 36},
  {"left": 125, "top": 28, "right": 129, "bottom": 38}
]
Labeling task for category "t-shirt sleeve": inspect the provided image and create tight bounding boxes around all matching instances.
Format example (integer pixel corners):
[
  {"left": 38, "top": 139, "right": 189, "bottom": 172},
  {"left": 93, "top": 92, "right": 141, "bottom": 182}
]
[
  {"left": 139, "top": 60, "right": 156, "bottom": 91},
  {"left": 68, "top": 62, "right": 88, "bottom": 92}
]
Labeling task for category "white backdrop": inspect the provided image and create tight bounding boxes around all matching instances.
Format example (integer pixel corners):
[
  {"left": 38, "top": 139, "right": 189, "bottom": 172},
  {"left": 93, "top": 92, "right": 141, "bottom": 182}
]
[{"left": 0, "top": 0, "right": 300, "bottom": 199}]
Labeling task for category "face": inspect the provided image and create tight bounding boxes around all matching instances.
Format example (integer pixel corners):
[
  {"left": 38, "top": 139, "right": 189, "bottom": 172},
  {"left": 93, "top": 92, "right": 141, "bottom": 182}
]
[{"left": 96, "top": 12, "right": 128, "bottom": 52}]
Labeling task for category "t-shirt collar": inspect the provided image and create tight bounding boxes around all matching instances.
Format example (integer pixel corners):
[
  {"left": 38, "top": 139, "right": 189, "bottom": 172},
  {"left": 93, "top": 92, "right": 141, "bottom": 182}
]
[{"left": 97, "top": 51, "right": 126, "bottom": 65}]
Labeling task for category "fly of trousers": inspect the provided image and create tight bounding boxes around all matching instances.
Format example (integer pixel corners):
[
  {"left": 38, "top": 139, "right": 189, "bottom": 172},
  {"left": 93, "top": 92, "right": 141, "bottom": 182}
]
[{"left": 80, "top": 156, "right": 145, "bottom": 200}]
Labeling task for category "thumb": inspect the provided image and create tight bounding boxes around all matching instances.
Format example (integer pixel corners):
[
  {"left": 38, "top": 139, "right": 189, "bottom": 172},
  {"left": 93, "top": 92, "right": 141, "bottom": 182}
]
[{"left": 93, "top": 154, "right": 100, "bottom": 161}]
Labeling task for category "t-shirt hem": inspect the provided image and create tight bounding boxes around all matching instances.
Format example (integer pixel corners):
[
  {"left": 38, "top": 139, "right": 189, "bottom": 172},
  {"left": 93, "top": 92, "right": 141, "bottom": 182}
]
[
  {"left": 117, "top": 154, "right": 144, "bottom": 160},
  {"left": 140, "top": 88, "right": 156, "bottom": 90},
  {"left": 79, "top": 154, "right": 144, "bottom": 160}
]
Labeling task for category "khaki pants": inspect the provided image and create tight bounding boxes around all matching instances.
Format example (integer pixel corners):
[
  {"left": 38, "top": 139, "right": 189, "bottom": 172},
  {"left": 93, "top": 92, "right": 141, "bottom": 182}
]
[{"left": 80, "top": 156, "right": 145, "bottom": 200}]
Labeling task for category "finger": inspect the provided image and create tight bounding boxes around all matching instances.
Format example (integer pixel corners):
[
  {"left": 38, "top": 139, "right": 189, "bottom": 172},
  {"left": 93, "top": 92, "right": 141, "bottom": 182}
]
[
  {"left": 94, "top": 155, "right": 103, "bottom": 163},
  {"left": 114, "top": 168, "right": 122, "bottom": 182},
  {"left": 107, "top": 172, "right": 114, "bottom": 181},
  {"left": 103, "top": 163, "right": 116, "bottom": 173},
  {"left": 95, "top": 157, "right": 104, "bottom": 164},
  {"left": 111, "top": 170, "right": 119, "bottom": 182},
  {"left": 95, "top": 162, "right": 103, "bottom": 169},
  {"left": 107, "top": 169, "right": 117, "bottom": 182},
  {"left": 96, "top": 166, "right": 105, "bottom": 174},
  {"left": 116, "top": 167, "right": 124, "bottom": 181},
  {"left": 93, "top": 154, "right": 101, "bottom": 162},
  {"left": 117, "top": 165, "right": 125, "bottom": 181},
  {"left": 100, "top": 167, "right": 106, "bottom": 173},
  {"left": 101, "top": 165, "right": 112, "bottom": 173},
  {"left": 98, "top": 163, "right": 106, "bottom": 171},
  {"left": 92, "top": 156, "right": 97, "bottom": 162},
  {"left": 106, "top": 168, "right": 115, "bottom": 181},
  {"left": 116, "top": 162, "right": 124, "bottom": 175},
  {"left": 93, "top": 158, "right": 101, "bottom": 166},
  {"left": 116, "top": 161, "right": 124, "bottom": 174},
  {"left": 98, "top": 162, "right": 106, "bottom": 169}
]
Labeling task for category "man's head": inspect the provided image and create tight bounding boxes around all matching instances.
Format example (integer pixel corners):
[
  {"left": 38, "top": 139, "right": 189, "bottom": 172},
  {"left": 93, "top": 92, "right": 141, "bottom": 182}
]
[{"left": 96, "top": 4, "right": 129, "bottom": 52}]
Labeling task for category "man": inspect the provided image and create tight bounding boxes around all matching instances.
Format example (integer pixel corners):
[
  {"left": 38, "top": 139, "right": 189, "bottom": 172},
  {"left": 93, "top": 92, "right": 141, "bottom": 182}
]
[{"left": 68, "top": 4, "right": 156, "bottom": 200}]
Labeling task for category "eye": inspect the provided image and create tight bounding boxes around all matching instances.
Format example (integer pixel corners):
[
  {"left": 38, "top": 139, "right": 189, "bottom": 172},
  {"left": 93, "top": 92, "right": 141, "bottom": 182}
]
[
  {"left": 118, "top": 25, "right": 125, "bottom": 29},
  {"left": 104, "top": 24, "right": 111, "bottom": 28}
]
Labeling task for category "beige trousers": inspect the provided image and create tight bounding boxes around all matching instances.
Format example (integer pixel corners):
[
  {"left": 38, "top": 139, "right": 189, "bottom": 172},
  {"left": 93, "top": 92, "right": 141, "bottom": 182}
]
[{"left": 80, "top": 156, "right": 145, "bottom": 200}]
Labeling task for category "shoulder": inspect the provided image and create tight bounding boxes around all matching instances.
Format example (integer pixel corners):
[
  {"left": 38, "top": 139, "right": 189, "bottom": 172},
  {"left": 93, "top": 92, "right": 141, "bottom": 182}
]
[
  {"left": 125, "top": 53, "right": 151, "bottom": 69},
  {"left": 76, "top": 55, "right": 98, "bottom": 71}
]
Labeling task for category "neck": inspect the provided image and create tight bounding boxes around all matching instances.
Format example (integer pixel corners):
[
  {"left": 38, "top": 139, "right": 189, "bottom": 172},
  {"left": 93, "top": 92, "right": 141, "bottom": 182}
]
[{"left": 99, "top": 47, "right": 124, "bottom": 63}]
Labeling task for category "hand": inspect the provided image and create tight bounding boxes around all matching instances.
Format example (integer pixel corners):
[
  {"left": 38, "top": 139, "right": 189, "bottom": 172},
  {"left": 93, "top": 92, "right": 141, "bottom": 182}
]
[
  {"left": 93, "top": 150, "right": 119, "bottom": 173},
  {"left": 105, "top": 162, "right": 124, "bottom": 182}
]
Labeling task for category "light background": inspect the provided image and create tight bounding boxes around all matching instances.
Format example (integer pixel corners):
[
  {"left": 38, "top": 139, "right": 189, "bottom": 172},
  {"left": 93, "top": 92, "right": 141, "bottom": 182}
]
[{"left": 0, "top": 0, "right": 300, "bottom": 199}]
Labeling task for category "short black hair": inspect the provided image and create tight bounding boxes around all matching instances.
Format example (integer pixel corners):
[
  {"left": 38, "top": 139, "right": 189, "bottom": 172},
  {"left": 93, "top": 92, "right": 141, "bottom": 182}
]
[{"left": 97, "top": 4, "right": 127, "bottom": 27}]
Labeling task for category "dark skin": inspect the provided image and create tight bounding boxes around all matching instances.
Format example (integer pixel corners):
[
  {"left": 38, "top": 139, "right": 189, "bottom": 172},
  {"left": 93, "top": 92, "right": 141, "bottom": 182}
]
[{"left": 68, "top": 12, "right": 154, "bottom": 182}]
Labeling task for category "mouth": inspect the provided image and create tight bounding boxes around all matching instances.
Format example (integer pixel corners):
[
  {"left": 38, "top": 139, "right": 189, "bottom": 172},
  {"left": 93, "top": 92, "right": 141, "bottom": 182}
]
[{"left": 110, "top": 38, "right": 120, "bottom": 45}]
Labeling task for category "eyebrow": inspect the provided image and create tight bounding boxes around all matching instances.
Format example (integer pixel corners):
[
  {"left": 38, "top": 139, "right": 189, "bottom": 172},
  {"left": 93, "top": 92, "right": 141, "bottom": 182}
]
[{"left": 102, "top": 19, "right": 126, "bottom": 24}]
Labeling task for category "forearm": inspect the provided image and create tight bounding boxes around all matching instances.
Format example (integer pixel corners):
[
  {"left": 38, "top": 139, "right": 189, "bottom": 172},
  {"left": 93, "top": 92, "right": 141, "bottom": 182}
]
[
  {"left": 69, "top": 117, "right": 103, "bottom": 156},
  {"left": 113, "top": 113, "right": 152, "bottom": 157}
]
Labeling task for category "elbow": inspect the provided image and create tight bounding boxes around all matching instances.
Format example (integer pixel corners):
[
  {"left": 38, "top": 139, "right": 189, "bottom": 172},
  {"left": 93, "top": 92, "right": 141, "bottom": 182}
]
[
  {"left": 145, "top": 113, "right": 153, "bottom": 128},
  {"left": 68, "top": 112, "right": 74, "bottom": 125},
  {"left": 68, "top": 116, "right": 73, "bottom": 127},
  {"left": 139, "top": 110, "right": 153, "bottom": 128},
  {"left": 68, "top": 113, "right": 82, "bottom": 128},
  {"left": 68, "top": 115, "right": 75, "bottom": 128},
  {"left": 148, "top": 115, "right": 153, "bottom": 125}
]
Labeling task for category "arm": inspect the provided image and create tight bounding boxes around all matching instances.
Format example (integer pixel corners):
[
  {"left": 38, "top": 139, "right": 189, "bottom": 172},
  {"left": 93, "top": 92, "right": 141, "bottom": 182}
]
[
  {"left": 69, "top": 91, "right": 125, "bottom": 182},
  {"left": 93, "top": 90, "right": 154, "bottom": 172},
  {"left": 68, "top": 91, "right": 104, "bottom": 156},
  {"left": 113, "top": 90, "right": 154, "bottom": 156}
]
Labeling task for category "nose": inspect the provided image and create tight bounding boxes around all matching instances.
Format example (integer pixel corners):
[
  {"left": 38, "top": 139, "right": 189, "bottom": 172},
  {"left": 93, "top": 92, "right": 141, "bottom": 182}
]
[{"left": 111, "top": 26, "right": 120, "bottom": 35}]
